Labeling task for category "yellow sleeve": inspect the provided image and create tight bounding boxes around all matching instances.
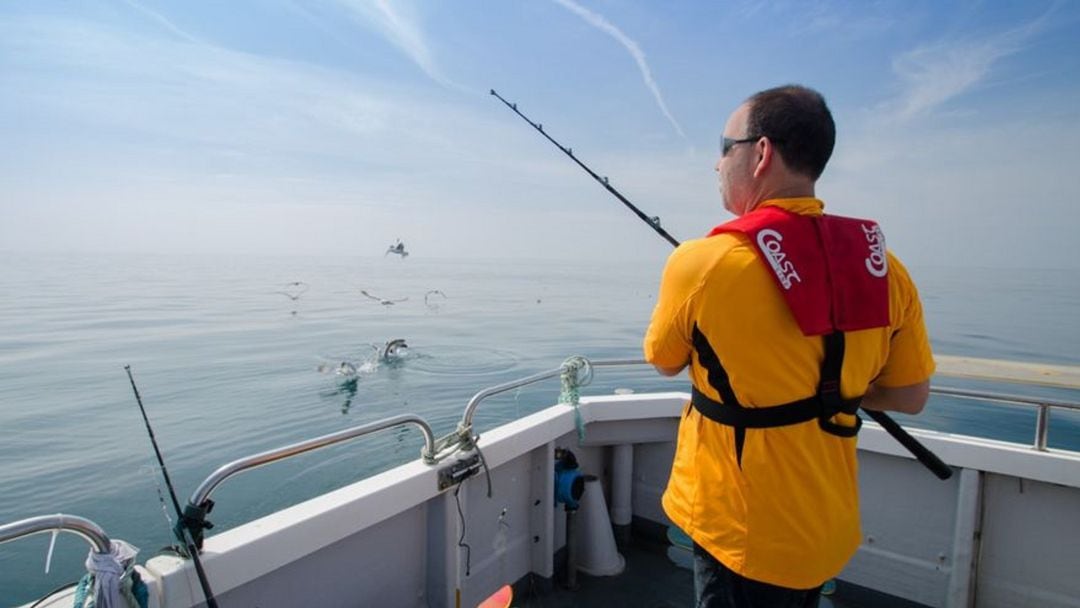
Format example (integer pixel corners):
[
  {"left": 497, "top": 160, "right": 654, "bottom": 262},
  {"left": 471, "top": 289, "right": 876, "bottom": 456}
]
[
  {"left": 875, "top": 254, "right": 936, "bottom": 387},
  {"left": 643, "top": 242, "right": 704, "bottom": 369}
]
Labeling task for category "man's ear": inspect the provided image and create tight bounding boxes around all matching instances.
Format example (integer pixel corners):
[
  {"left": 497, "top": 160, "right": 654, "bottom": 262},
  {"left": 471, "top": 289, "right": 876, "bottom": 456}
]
[{"left": 752, "top": 139, "right": 773, "bottom": 179}]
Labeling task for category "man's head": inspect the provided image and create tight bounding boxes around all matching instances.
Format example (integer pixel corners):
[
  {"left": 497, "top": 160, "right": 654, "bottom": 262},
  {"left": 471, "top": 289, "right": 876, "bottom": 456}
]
[{"left": 716, "top": 85, "right": 835, "bottom": 216}]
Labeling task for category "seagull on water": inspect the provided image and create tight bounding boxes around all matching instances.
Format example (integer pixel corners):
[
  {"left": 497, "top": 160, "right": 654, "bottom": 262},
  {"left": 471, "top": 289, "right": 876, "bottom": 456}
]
[
  {"left": 361, "top": 290, "right": 408, "bottom": 306},
  {"left": 277, "top": 281, "right": 309, "bottom": 301}
]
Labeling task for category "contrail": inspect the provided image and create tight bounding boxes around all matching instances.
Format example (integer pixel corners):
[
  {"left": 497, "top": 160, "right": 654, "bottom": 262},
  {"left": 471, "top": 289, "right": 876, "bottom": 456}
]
[
  {"left": 552, "top": 0, "right": 685, "bottom": 139},
  {"left": 120, "top": 0, "right": 203, "bottom": 44},
  {"left": 334, "top": 0, "right": 463, "bottom": 91},
  {"left": 890, "top": 10, "right": 1053, "bottom": 121}
]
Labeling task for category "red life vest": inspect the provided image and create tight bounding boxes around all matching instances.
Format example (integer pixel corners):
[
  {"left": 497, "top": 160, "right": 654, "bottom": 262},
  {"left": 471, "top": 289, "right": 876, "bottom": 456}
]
[
  {"left": 708, "top": 206, "right": 890, "bottom": 336},
  {"left": 689, "top": 205, "right": 891, "bottom": 444}
]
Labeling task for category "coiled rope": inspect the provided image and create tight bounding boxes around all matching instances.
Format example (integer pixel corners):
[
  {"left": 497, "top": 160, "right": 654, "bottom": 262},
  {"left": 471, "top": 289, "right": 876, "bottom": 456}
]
[{"left": 559, "top": 356, "right": 593, "bottom": 441}]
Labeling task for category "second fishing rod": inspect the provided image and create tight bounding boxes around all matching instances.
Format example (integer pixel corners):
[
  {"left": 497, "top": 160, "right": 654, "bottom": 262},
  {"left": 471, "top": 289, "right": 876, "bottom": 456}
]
[{"left": 491, "top": 89, "right": 951, "bottom": 481}]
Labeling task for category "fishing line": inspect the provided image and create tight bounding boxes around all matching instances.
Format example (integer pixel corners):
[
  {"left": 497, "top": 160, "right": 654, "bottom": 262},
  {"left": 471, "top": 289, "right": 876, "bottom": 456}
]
[
  {"left": 491, "top": 91, "right": 952, "bottom": 481},
  {"left": 124, "top": 366, "right": 220, "bottom": 608},
  {"left": 137, "top": 463, "right": 179, "bottom": 538}
]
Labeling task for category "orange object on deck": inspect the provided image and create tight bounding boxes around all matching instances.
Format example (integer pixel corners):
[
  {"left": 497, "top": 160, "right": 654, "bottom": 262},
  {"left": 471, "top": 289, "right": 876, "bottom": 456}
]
[{"left": 476, "top": 584, "right": 513, "bottom": 608}]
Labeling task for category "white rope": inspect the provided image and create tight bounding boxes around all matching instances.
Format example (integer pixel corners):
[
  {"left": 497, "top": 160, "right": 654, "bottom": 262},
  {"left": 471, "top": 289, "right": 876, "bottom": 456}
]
[
  {"left": 44, "top": 528, "right": 58, "bottom": 573},
  {"left": 84, "top": 540, "right": 140, "bottom": 608}
]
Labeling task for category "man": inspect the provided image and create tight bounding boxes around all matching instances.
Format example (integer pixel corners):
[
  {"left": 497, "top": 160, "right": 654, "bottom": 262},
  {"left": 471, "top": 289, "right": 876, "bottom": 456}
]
[{"left": 644, "top": 85, "right": 934, "bottom": 607}]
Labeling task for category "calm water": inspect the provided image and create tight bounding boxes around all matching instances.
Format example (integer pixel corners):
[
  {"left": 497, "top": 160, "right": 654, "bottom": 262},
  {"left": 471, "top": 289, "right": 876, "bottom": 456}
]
[{"left": 1, "top": 252, "right": 1078, "bottom": 605}]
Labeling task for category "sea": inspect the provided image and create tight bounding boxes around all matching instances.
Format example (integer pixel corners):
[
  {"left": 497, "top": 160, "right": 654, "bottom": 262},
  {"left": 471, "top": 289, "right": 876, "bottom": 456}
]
[{"left": 1, "top": 251, "right": 1078, "bottom": 605}]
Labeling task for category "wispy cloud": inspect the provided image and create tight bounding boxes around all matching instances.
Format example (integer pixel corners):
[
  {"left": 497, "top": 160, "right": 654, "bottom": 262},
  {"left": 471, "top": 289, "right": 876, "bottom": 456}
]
[
  {"left": 551, "top": 0, "right": 685, "bottom": 139},
  {"left": 331, "top": 0, "right": 463, "bottom": 91},
  {"left": 120, "top": 0, "right": 203, "bottom": 44},
  {"left": 0, "top": 11, "right": 603, "bottom": 255},
  {"left": 886, "top": 12, "right": 1052, "bottom": 121}
]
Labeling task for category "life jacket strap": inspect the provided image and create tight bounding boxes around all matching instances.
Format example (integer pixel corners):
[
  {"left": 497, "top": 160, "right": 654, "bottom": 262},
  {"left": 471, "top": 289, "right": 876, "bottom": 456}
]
[
  {"left": 690, "top": 325, "right": 862, "bottom": 439},
  {"left": 691, "top": 388, "right": 859, "bottom": 429}
]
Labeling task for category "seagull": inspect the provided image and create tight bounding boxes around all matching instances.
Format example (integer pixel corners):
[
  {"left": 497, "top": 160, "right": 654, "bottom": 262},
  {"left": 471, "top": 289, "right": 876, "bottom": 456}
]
[
  {"left": 336, "top": 361, "right": 358, "bottom": 376},
  {"left": 317, "top": 361, "right": 358, "bottom": 376},
  {"left": 277, "top": 281, "right": 309, "bottom": 301},
  {"left": 380, "top": 338, "right": 408, "bottom": 361},
  {"left": 385, "top": 239, "right": 409, "bottom": 258},
  {"left": 361, "top": 290, "right": 408, "bottom": 306},
  {"left": 424, "top": 289, "right": 447, "bottom": 306}
]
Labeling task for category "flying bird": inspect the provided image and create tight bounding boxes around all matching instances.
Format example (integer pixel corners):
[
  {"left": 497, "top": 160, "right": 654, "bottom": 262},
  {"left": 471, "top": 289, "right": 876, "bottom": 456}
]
[
  {"left": 424, "top": 289, "right": 447, "bottom": 306},
  {"left": 361, "top": 290, "right": 408, "bottom": 306},
  {"left": 385, "top": 239, "right": 409, "bottom": 258}
]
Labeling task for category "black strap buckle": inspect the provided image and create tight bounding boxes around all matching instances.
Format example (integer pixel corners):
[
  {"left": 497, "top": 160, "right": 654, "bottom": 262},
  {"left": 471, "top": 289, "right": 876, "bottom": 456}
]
[
  {"left": 818, "top": 411, "right": 862, "bottom": 437},
  {"left": 817, "top": 379, "right": 862, "bottom": 437}
]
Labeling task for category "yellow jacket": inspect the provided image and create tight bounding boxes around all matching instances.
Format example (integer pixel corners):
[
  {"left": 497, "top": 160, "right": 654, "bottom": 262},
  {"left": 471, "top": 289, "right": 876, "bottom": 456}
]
[{"left": 644, "top": 198, "right": 935, "bottom": 589}]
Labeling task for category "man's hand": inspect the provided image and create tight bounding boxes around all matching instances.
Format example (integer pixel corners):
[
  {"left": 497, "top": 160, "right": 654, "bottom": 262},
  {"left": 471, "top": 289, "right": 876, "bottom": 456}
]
[{"left": 860, "top": 380, "right": 930, "bottom": 415}]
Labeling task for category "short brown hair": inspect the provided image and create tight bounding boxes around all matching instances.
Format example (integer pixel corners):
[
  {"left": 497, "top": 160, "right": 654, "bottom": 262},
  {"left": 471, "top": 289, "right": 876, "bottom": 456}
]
[{"left": 746, "top": 85, "right": 835, "bottom": 180}]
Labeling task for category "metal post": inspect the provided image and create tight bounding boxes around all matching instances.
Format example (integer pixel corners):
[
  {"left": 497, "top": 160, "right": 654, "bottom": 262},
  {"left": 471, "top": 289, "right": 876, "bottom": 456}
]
[
  {"left": 1035, "top": 404, "right": 1050, "bottom": 451},
  {"left": 565, "top": 506, "right": 579, "bottom": 590}
]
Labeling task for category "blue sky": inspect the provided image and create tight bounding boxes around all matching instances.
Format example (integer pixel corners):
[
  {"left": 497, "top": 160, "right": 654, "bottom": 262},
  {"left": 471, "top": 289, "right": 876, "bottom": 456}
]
[{"left": 2, "top": 0, "right": 1078, "bottom": 267}]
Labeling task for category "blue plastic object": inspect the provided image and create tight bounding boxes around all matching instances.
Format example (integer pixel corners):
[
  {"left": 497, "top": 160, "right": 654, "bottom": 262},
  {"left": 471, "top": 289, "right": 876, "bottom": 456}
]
[{"left": 554, "top": 448, "right": 585, "bottom": 509}]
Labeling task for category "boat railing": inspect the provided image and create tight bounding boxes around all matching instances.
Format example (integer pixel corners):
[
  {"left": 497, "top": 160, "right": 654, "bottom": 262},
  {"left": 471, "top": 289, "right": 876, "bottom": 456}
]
[
  {"left": 178, "top": 413, "right": 437, "bottom": 550},
  {"left": 459, "top": 357, "right": 645, "bottom": 429},
  {"left": 444, "top": 355, "right": 1079, "bottom": 456},
  {"left": 430, "top": 358, "right": 645, "bottom": 459},
  {"left": 188, "top": 413, "right": 437, "bottom": 512},
  {"left": 180, "top": 356, "right": 1077, "bottom": 509},
  {"left": 0, "top": 513, "right": 111, "bottom": 554},
  {"left": 175, "top": 355, "right": 1077, "bottom": 547},
  {"left": 930, "top": 386, "right": 1078, "bottom": 451}
]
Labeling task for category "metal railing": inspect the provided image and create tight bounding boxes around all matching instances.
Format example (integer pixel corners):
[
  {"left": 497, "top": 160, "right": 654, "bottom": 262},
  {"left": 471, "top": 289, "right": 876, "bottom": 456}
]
[
  {"left": 0, "top": 513, "right": 111, "bottom": 554},
  {"left": 426, "top": 358, "right": 646, "bottom": 459},
  {"left": 451, "top": 356, "right": 1079, "bottom": 455},
  {"left": 930, "top": 386, "right": 1079, "bottom": 451},
  {"left": 459, "top": 358, "right": 644, "bottom": 429},
  {"left": 188, "top": 413, "right": 436, "bottom": 510},
  {"left": 185, "top": 356, "right": 1079, "bottom": 515}
]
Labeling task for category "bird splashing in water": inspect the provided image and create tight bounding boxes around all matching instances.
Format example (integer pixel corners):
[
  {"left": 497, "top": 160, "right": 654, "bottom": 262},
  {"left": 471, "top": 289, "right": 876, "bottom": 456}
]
[
  {"left": 380, "top": 338, "right": 409, "bottom": 361},
  {"left": 424, "top": 289, "right": 447, "bottom": 309}
]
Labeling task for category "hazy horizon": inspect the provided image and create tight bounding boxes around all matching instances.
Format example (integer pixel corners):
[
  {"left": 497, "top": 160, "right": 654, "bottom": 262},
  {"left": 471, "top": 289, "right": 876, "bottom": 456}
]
[{"left": 3, "top": 1, "right": 1080, "bottom": 267}]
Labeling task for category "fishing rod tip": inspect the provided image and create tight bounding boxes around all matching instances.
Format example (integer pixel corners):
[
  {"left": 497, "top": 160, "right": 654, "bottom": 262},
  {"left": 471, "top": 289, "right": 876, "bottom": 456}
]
[{"left": 489, "top": 89, "right": 496, "bottom": 95}]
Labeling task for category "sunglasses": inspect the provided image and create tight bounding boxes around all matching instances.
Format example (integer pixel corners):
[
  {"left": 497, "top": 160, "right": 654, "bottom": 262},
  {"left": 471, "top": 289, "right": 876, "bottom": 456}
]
[
  {"left": 721, "top": 135, "right": 784, "bottom": 156},
  {"left": 721, "top": 136, "right": 761, "bottom": 156}
]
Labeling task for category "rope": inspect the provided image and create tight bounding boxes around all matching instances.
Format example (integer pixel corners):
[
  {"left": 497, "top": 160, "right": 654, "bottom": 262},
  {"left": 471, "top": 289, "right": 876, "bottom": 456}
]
[
  {"left": 559, "top": 356, "right": 593, "bottom": 442},
  {"left": 70, "top": 541, "right": 149, "bottom": 608}
]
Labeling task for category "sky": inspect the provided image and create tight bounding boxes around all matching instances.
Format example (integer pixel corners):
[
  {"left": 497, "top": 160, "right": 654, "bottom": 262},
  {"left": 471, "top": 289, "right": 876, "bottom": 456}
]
[{"left": 2, "top": 0, "right": 1079, "bottom": 267}]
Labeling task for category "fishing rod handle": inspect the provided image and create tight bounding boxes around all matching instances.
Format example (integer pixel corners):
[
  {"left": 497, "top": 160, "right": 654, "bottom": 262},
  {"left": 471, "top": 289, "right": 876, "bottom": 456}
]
[{"left": 864, "top": 409, "right": 953, "bottom": 479}]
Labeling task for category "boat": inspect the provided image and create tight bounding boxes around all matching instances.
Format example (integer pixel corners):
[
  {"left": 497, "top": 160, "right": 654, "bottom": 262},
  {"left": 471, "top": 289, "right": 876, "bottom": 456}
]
[{"left": 3, "top": 355, "right": 1079, "bottom": 607}]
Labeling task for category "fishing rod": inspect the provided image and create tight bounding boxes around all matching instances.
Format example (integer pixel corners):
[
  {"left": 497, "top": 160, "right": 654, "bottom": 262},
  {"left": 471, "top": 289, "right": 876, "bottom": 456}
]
[
  {"left": 491, "top": 90, "right": 952, "bottom": 481},
  {"left": 125, "top": 366, "right": 220, "bottom": 608},
  {"left": 490, "top": 89, "right": 680, "bottom": 248}
]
